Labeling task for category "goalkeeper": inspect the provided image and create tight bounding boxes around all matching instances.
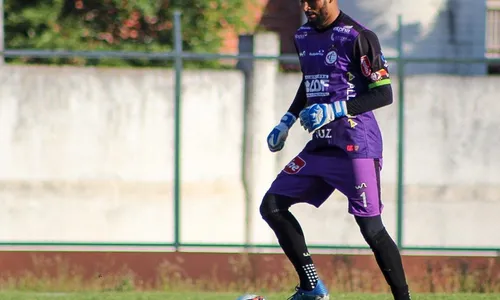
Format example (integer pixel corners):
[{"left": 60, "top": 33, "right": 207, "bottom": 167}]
[{"left": 260, "top": 1, "right": 411, "bottom": 300}]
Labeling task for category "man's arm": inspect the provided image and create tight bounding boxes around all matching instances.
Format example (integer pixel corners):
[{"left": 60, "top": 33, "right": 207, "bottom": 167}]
[
  {"left": 267, "top": 78, "right": 305, "bottom": 152},
  {"left": 287, "top": 79, "right": 308, "bottom": 118},
  {"left": 266, "top": 40, "right": 306, "bottom": 151},
  {"left": 287, "top": 39, "right": 308, "bottom": 118},
  {"left": 346, "top": 30, "right": 393, "bottom": 115}
]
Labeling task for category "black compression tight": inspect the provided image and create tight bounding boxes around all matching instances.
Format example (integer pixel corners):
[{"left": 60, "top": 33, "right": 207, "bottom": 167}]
[
  {"left": 260, "top": 193, "right": 318, "bottom": 291},
  {"left": 260, "top": 193, "right": 411, "bottom": 299},
  {"left": 355, "top": 216, "right": 410, "bottom": 299}
]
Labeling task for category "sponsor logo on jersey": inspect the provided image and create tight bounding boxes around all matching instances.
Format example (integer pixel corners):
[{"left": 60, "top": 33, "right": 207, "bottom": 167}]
[
  {"left": 346, "top": 145, "right": 360, "bottom": 152},
  {"left": 347, "top": 82, "right": 356, "bottom": 101},
  {"left": 370, "top": 69, "right": 389, "bottom": 82},
  {"left": 346, "top": 72, "right": 356, "bottom": 101},
  {"left": 295, "top": 32, "right": 307, "bottom": 39},
  {"left": 331, "top": 33, "right": 350, "bottom": 43},
  {"left": 325, "top": 50, "right": 338, "bottom": 65},
  {"left": 348, "top": 118, "right": 358, "bottom": 128},
  {"left": 314, "top": 128, "right": 333, "bottom": 139},
  {"left": 333, "top": 25, "right": 353, "bottom": 34},
  {"left": 360, "top": 55, "right": 372, "bottom": 77},
  {"left": 381, "top": 53, "right": 389, "bottom": 68},
  {"left": 355, "top": 183, "right": 367, "bottom": 190},
  {"left": 347, "top": 72, "right": 355, "bottom": 81},
  {"left": 304, "top": 74, "right": 329, "bottom": 98},
  {"left": 283, "top": 156, "right": 306, "bottom": 174},
  {"left": 309, "top": 50, "right": 325, "bottom": 56}
]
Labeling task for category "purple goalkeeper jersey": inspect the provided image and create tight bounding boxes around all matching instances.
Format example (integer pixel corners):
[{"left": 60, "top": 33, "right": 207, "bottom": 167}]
[{"left": 294, "top": 11, "right": 391, "bottom": 159}]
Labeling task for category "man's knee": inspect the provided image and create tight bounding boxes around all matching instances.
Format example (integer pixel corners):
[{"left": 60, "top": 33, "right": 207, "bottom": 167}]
[
  {"left": 259, "top": 193, "right": 295, "bottom": 220},
  {"left": 355, "top": 215, "right": 389, "bottom": 247}
]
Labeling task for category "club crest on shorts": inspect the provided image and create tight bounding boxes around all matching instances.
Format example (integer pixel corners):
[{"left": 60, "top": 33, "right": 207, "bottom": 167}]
[{"left": 283, "top": 156, "right": 306, "bottom": 174}]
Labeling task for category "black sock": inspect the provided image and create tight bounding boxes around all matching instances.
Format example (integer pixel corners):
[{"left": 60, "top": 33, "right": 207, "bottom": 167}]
[
  {"left": 356, "top": 216, "right": 410, "bottom": 300},
  {"left": 263, "top": 209, "right": 318, "bottom": 290}
]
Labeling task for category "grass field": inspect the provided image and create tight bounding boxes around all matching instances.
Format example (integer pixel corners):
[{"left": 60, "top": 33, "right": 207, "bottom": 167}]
[{"left": 1, "top": 292, "right": 499, "bottom": 300}]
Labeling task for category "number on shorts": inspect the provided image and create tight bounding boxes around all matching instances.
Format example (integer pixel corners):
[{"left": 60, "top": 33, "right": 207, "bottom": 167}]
[{"left": 361, "top": 192, "right": 367, "bottom": 208}]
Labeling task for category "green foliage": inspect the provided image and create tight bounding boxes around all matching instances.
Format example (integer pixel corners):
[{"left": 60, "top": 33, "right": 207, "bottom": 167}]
[{"left": 4, "top": 0, "right": 250, "bottom": 68}]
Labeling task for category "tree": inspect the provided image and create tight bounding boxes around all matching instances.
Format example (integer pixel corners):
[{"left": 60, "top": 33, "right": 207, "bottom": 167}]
[{"left": 4, "top": 0, "right": 250, "bottom": 67}]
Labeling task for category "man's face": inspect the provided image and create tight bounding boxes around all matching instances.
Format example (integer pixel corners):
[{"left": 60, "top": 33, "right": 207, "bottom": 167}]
[{"left": 300, "top": 0, "right": 331, "bottom": 28}]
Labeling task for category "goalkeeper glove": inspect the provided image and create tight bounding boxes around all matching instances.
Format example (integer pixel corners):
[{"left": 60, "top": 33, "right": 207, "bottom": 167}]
[
  {"left": 299, "top": 101, "right": 347, "bottom": 133},
  {"left": 267, "top": 112, "right": 296, "bottom": 152}
]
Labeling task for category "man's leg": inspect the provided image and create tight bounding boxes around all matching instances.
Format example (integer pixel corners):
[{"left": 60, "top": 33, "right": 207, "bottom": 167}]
[
  {"left": 260, "top": 153, "right": 332, "bottom": 298},
  {"left": 336, "top": 158, "right": 411, "bottom": 300},
  {"left": 260, "top": 193, "right": 319, "bottom": 291},
  {"left": 355, "top": 215, "right": 411, "bottom": 300}
]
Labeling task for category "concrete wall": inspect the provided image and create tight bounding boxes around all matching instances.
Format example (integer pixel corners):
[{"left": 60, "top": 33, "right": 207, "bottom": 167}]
[
  {"left": 1, "top": 45, "right": 499, "bottom": 249},
  {"left": 0, "top": 66, "right": 246, "bottom": 244}
]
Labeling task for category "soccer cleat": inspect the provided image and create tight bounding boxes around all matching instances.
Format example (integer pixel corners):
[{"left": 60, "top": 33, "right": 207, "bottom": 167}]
[{"left": 287, "top": 279, "right": 330, "bottom": 300}]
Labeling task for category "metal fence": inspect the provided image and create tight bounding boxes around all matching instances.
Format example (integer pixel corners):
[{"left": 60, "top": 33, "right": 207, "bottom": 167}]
[{"left": 1, "top": 11, "right": 500, "bottom": 254}]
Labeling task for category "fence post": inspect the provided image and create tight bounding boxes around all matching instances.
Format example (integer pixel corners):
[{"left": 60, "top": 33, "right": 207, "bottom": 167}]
[
  {"left": 173, "top": 10, "right": 183, "bottom": 251},
  {"left": 243, "top": 32, "right": 280, "bottom": 246},
  {"left": 0, "top": 0, "right": 4, "bottom": 65},
  {"left": 395, "top": 15, "right": 405, "bottom": 250},
  {"left": 237, "top": 35, "right": 254, "bottom": 249}
]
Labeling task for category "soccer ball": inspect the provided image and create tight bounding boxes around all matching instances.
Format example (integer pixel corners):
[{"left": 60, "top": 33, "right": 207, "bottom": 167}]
[{"left": 235, "top": 294, "right": 265, "bottom": 300}]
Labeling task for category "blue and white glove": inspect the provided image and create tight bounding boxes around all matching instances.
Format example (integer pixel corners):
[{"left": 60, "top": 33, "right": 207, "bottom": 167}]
[
  {"left": 299, "top": 101, "right": 348, "bottom": 133},
  {"left": 267, "top": 112, "right": 297, "bottom": 152}
]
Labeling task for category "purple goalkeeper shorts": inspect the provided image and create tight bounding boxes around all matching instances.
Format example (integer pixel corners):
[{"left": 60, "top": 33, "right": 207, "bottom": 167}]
[{"left": 267, "top": 149, "right": 383, "bottom": 217}]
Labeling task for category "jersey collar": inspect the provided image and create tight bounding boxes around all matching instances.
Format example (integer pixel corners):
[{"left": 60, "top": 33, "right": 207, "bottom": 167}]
[{"left": 311, "top": 10, "right": 345, "bottom": 33}]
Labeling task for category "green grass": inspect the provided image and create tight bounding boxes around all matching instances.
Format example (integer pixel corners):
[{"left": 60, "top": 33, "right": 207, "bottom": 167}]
[{"left": 0, "top": 292, "right": 499, "bottom": 300}]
